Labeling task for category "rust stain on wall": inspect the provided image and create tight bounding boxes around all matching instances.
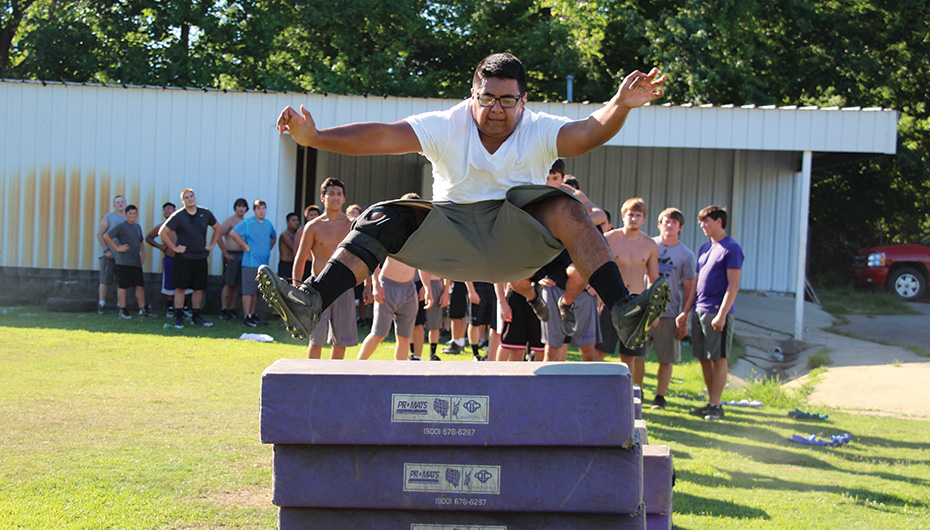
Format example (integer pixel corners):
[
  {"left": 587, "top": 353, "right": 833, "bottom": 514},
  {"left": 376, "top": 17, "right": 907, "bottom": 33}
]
[
  {"left": 38, "top": 166, "right": 52, "bottom": 267},
  {"left": 21, "top": 168, "right": 36, "bottom": 267},
  {"left": 52, "top": 166, "right": 67, "bottom": 267},
  {"left": 5, "top": 173, "right": 21, "bottom": 267},
  {"left": 67, "top": 167, "right": 82, "bottom": 269},
  {"left": 82, "top": 170, "right": 98, "bottom": 270}
]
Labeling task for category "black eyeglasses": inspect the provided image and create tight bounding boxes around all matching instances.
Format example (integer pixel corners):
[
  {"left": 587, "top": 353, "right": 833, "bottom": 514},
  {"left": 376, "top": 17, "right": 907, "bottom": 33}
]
[{"left": 476, "top": 92, "right": 524, "bottom": 108}]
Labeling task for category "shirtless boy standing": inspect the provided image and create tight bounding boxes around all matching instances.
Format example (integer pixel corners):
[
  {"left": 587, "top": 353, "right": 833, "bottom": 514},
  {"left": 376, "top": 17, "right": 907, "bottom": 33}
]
[
  {"left": 218, "top": 198, "right": 248, "bottom": 320},
  {"left": 292, "top": 178, "right": 357, "bottom": 359},
  {"left": 596, "top": 197, "right": 659, "bottom": 387}
]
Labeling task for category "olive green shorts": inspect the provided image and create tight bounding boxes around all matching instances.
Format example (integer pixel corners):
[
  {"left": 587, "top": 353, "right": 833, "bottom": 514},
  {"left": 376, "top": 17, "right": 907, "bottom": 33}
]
[{"left": 389, "top": 185, "right": 571, "bottom": 284}]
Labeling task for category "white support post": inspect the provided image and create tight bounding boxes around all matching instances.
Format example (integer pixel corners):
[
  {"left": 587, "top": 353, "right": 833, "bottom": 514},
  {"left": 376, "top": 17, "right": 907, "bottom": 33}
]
[{"left": 795, "top": 151, "right": 813, "bottom": 339}]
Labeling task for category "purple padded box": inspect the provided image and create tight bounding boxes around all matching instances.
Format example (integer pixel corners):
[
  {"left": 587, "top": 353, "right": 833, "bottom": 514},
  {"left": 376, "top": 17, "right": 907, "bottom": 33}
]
[
  {"left": 279, "top": 507, "right": 647, "bottom": 529},
  {"left": 642, "top": 445, "right": 673, "bottom": 515},
  {"left": 273, "top": 443, "right": 643, "bottom": 514},
  {"left": 261, "top": 360, "right": 635, "bottom": 446},
  {"left": 646, "top": 512, "right": 671, "bottom": 530}
]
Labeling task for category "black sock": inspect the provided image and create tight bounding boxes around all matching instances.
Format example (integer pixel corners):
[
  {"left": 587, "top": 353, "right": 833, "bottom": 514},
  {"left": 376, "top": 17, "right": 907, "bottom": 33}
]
[
  {"left": 309, "top": 260, "right": 357, "bottom": 309},
  {"left": 430, "top": 343, "right": 437, "bottom": 354},
  {"left": 472, "top": 345, "right": 480, "bottom": 358},
  {"left": 410, "top": 343, "right": 415, "bottom": 354},
  {"left": 588, "top": 261, "right": 629, "bottom": 309}
]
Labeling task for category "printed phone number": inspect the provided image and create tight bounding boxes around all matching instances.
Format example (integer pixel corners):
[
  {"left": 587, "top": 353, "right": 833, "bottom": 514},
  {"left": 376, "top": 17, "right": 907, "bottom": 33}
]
[
  {"left": 423, "top": 427, "right": 477, "bottom": 436},
  {"left": 435, "top": 497, "right": 488, "bottom": 506}
]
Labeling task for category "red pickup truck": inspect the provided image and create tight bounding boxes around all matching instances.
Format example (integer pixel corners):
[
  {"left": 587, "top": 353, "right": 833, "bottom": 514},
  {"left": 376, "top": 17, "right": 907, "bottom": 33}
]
[{"left": 851, "top": 235, "right": 930, "bottom": 300}]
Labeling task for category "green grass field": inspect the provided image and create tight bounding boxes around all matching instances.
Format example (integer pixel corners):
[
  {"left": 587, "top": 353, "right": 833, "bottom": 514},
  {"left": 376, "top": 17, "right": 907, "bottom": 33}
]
[{"left": 1, "top": 306, "right": 928, "bottom": 529}]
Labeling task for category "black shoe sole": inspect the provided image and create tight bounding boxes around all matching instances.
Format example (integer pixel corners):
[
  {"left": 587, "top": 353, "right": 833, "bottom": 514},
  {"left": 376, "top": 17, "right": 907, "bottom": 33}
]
[{"left": 256, "top": 264, "right": 319, "bottom": 340}]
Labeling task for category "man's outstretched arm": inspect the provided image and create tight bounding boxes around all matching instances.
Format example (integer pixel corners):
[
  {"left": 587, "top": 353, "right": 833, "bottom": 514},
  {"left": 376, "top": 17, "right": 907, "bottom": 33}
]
[
  {"left": 277, "top": 105, "right": 422, "bottom": 156},
  {"left": 557, "top": 68, "right": 666, "bottom": 159}
]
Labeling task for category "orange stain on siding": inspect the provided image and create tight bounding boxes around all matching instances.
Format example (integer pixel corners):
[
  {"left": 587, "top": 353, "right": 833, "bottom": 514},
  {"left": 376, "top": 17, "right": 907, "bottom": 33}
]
[
  {"left": 38, "top": 166, "right": 52, "bottom": 267},
  {"left": 67, "top": 167, "right": 82, "bottom": 269}
]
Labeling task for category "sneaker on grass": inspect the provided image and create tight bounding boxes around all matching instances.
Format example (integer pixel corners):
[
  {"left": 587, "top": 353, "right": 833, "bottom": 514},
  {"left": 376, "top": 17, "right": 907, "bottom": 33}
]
[
  {"left": 174, "top": 315, "right": 184, "bottom": 329},
  {"left": 442, "top": 342, "right": 464, "bottom": 355},
  {"left": 704, "top": 404, "right": 725, "bottom": 420},
  {"left": 118, "top": 308, "right": 132, "bottom": 319},
  {"left": 191, "top": 314, "right": 213, "bottom": 327},
  {"left": 429, "top": 352, "right": 442, "bottom": 361},
  {"left": 651, "top": 395, "right": 667, "bottom": 410}
]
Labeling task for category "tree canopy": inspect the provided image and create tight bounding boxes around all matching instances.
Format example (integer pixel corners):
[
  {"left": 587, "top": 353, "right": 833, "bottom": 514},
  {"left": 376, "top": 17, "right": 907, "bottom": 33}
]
[{"left": 3, "top": 0, "right": 928, "bottom": 280}]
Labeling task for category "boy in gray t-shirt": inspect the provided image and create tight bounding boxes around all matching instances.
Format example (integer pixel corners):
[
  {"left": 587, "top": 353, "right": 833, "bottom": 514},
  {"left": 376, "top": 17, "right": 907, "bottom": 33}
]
[
  {"left": 646, "top": 208, "right": 696, "bottom": 410},
  {"left": 104, "top": 205, "right": 153, "bottom": 318}
]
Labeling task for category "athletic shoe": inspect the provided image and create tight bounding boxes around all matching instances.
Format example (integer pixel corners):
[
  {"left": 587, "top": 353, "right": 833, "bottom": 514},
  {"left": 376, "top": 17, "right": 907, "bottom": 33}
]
[
  {"left": 527, "top": 282, "right": 550, "bottom": 322},
  {"left": 219, "top": 309, "right": 232, "bottom": 320},
  {"left": 97, "top": 303, "right": 106, "bottom": 315},
  {"left": 228, "top": 310, "right": 240, "bottom": 320},
  {"left": 690, "top": 403, "right": 713, "bottom": 418},
  {"left": 429, "top": 353, "right": 441, "bottom": 361},
  {"left": 442, "top": 342, "right": 463, "bottom": 355},
  {"left": 477, "top": 339, "right": 489, "bottom": 351},
  {"left": 182, "top": 306, "right": 193, "bottom": 318},
  {"left": 243, "top": 315, "right": 258, "bottom": 327},
  {"left": 256, "top": 264, "right": 321, "bottom": 340},
  {"left": 166, "top": 307, "right": 175, "bottom": 318},
  {"left": 174, "top": 315, "right": 184, "bottom": 329},
  {"left": 651, "top": 395, "right": 667, "bottom": 410},
  {"left": 408, "top": 353, "right": 421, "bottom": 361},
  {"left": 610, "top": 277, "right": 670, "bottom": 350},
  {"left": 473, "top": 353, "right": 488, "bottom": 361},
  {"left": 139, "top": 308, "right": 155, "bottom": 318},
  {"left": 191, "top": 314, "right": 213, "bottom": 327},
  {"left": 118, "top": 308, "right": 132, "bottom": 319},
  {"left": 704, "top": 404, "right": 725, "bottom": 421},
  {"left": 558, "top": 297, "right": 577, "bottom": 336}
]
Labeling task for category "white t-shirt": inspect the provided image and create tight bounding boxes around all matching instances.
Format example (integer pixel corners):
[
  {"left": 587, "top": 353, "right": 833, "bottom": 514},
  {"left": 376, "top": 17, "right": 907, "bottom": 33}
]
[{"left": 405, "top": 99, "right": 571, "bottom": 203}]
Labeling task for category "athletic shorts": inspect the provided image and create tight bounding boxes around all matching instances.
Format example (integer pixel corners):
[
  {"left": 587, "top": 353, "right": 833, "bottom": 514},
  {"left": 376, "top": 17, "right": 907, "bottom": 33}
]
[
  {"left": 469, "top": 282, "right": 496, "bottom": 328},
  {"left": 541, "top": 286, "right": 599, "bottom": 347},
  {"left": 310, "top": 289, "right": 359, "bottom": 347},
  {"left": 448, "top": 282, "right": 467, "bottom": 319},
  {"left": 647, "top": 317, "right": 681, "bottom": 363},
  {"left": 278, "top": 260, "right": 293, "bottom": 281},
  {"left": 383, "top": 185, "right": 572, "bottom": 283},
  {"left": 371, "top": 277, "right": 418, "bottom": 338},
  {"left": 174, "top": 257, "right": 208, "bottom": 291},
  {"left": 424, "top": 279, "right": 443, "bottom": 331},
  {"left": 99, "top": 255, "right": 117, "bottom": 285},
  {"left": 222, "top": 252, "right": 243, "bottom": 286},
  {"left": 241, "top": 266, "right": 259, "bottom": 296},
  {"left": 116, "top": 265, "right": 145, "bottom": 289},
  {"left": 499, "top": 290, "right": 543, "bottom": 351},
  {"left": 691, "top": 311, "right": 733, "bottom": 361},
  {"left": 161, "top": 256, "right": 193, "bottom": 296}
]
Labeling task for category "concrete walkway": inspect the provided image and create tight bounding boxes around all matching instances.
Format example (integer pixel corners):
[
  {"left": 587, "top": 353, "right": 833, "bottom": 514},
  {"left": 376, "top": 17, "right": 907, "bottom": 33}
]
[{"left": 732, "top": 292, "right": 930, "bottom": 418}]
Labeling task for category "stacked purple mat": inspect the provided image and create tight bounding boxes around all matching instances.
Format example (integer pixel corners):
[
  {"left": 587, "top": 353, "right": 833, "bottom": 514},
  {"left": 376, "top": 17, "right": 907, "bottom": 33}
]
[{"left": 261, "top": 359, "right": 671, "bottom": 529}]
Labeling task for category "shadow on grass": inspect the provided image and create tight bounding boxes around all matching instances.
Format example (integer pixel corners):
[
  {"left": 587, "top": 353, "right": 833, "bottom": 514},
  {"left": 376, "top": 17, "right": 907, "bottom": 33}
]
[
  {"left": 672, "top": 491, "right": 770, "bottom": 519},
  {"left": 676, "top": 468, "right": 927, "bottom": 509}
]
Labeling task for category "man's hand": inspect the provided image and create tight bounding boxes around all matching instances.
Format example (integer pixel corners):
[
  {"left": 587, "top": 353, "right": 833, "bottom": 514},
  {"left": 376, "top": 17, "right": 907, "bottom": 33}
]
[
  {"left": 538, "top": 277, "right": 556, "bottom": 288},
  {"left": 104, "top": 249, "right": 114, "bottom": 259},
  {"left": 115, "top": 244, "right": 129, "bottom": 253},
  {"left": 175, "top": 245, "right": 187, "bottom": 254},
  {"left": 617, "top": 68, "right": 666, "bottom": 109},
  {"left": 711, "top": 312, "right": 727, "bottom": 332},
  {"left": 277, "top": 105, "right": 318, "bottom": 146},
  {"left": 498, "top": 299, "right": 512, "bottom": 323},
  {"left": 674, "top": 313, "right": 689, "bottom": 340},
  {"left": 205, "top": 242, "right": 215, "bottom": 252}
]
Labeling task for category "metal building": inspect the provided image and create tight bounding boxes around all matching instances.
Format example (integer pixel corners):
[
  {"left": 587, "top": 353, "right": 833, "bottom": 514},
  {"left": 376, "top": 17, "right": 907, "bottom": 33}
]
[{"left": 0, "top": 79, "right": 898, "bottom": 334}]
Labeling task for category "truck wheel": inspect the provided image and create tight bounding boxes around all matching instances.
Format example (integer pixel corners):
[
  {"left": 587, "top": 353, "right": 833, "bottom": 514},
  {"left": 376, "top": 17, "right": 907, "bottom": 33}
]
[{"left": 888, "top": 267, "right": 926, "bottom": 300}]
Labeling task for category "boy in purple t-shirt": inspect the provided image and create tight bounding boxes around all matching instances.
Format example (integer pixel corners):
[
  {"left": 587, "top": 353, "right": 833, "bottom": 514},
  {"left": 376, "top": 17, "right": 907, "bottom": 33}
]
[{"left": 686, "top": 205, "right": 744, "bottom": 421}]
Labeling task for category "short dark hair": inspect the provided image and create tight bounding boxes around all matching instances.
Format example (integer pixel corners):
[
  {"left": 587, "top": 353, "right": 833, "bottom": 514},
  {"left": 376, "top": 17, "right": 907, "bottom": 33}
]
[
  {"left": 549, "top": 159, "right": 565, "bottom": 176},
  {"left": 563, "top": 176, "right": 580, "bottom": 190},
  {"left": 320, "top": 177, "right": 346, "bottom": 196},
  {"left": 234, "top": 198, "right": 249, "bottom": 210},
  {"left": 698, "top": 205, "right": 728, "bottom": 229},
  {"left": 303, "top": 204, "right": 321, "bottom": 218},
  {"left": 472, "top": 53, "right": 527, "bottom": 94},
  {"left": 125, "top": 204, "right": 138, "bottom": 213},
  {"left": 162, "top": 201, "right": 175, "bottom": 209},
  {"left": 286, "top": 212, "right": 299, "bottom": 222},
  {"left": 253, "top": 199, "right": 266, "bottom": 209}
]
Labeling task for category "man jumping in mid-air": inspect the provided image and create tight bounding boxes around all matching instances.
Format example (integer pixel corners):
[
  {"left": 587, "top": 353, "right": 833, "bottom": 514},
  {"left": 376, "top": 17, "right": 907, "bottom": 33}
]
[{"left": 259, "top": 52, "right": 670, "bottom": 351}]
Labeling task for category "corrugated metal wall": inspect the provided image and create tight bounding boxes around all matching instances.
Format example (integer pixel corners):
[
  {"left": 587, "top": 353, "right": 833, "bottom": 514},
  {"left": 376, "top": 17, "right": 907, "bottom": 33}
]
[{"left": 1, "top": 80, "right": 890, "bottom": 294}]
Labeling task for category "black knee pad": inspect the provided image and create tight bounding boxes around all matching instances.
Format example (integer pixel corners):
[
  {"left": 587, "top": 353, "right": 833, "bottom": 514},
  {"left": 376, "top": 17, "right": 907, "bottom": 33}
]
[{"left": 339, "top": 203, "right": 420, "bottom": 272}]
